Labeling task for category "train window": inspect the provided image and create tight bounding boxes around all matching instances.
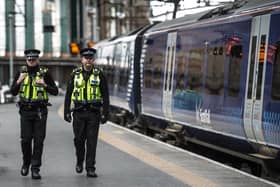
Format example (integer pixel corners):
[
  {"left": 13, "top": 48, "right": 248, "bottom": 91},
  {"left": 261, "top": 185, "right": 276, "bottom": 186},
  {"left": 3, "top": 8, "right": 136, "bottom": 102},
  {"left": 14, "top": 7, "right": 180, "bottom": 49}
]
[
  {"left": 144, "top": 38, "right": 152, "bottom": 89},
  {"left": 119, "top": 43, "right": 126, "bottom": 88},
  {"left": 205, "top": 46, "right": 225, "bottom": 95},
  {"left": 144, "top": 35, "right": 165, "bottom": 90},
  {"left": 168, "top": 46, "right": 175, "bottom": 91},
  {"left": 112, "top": 43, "right": 122, "bottom": 92},
  {"left": 146, "top": 38, "right": 154, "bottom": 45},
  {"left": 175, "top": 51, "right": 186, "bottom": 90},
  {"left": 152, "top": 52, "right": 164, "bottom": 89},
  {"left": 256, "top": 35, "right": 266, "bottom": 100},
  {"left": 102, "top": 45, "right": 114, "bottom": 65},
  {"left": 145, "top": 58, "right": 153, "bottom": 88},
  {"left": 247, "top": 36, "right": 257, "bottom": 99},
  {"left": 271, "top": 41, "right": 280, "bottom": 100},
  {"left": 119, "top": 42, "right": 131, "bottom": 88},
  {"left": 101, "top": 45, "right": 114, "bottom": 86},
  {"left": 219, "top": 46, "right": 223, "bottom": 55},
  {"left": 96, "top": 48, "right": 101, "bottom": 58},
  {"left": 228, "top": 45, "right": 242, "bottom": 97},
  {"left": 164, "top": 46, "right": 171, "bottom": 91},
  {"left": 114, "top": 43, "right": 122, "bottom": 67},
  {"left": 186, "top": 48, "right": 204, "bottom": 92},
  {"left": 153, "top": 68, "right": 162, "bottom": 88}
]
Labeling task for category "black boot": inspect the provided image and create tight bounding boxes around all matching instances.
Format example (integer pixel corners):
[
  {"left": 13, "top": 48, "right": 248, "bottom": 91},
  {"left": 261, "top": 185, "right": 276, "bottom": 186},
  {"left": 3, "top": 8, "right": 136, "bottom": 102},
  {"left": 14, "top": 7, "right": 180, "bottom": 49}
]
[
  {"left": 31, "top": 170, "right": 41, "bottom": 180},
  {"left": 75, "top": 163, "right": 83, "bottom": 173},
  {"left": 87, "top": 170, "right": 98, "bottom": 178},
  {"left": 20, "top": 165, "right": 29, "bottom": 176}
]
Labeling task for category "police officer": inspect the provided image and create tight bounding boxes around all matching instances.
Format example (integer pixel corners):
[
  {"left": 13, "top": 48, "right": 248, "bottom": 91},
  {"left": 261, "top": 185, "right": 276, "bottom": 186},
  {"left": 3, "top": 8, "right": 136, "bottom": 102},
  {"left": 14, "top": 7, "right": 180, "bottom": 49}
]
[
  {"left": 64, "top": 48, "right": 109, "bottom": 178},
  {"left": 10, "top": 49, "right": 58, "bottom": 179}
]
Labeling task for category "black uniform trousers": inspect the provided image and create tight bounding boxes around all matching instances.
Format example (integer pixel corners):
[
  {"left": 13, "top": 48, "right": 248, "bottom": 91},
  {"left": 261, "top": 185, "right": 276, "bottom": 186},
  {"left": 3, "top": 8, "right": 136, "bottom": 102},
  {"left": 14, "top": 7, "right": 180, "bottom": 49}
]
[
  {"left": 20, "top": 107, "right": 47, "bottom": 172},
  {"left": 73, "top": 109, "right": 100, "bottom": 171}
]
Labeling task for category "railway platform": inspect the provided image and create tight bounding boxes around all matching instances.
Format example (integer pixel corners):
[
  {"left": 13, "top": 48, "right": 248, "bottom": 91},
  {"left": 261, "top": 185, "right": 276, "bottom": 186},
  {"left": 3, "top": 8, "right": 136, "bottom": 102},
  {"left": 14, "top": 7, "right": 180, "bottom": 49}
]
[{"left": 0, "top": 96, "right": 278, "bottom": 187}]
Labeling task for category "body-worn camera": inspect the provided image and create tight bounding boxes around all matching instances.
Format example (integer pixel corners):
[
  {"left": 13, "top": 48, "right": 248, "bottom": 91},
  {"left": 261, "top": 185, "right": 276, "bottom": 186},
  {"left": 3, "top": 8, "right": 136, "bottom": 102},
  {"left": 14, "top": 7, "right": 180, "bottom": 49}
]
[
  {"left": 91, "top": 79, "right": 98, "bottom": 86},
  {"left": 20, "top": 66, "right": 28, "bottom": 73}
]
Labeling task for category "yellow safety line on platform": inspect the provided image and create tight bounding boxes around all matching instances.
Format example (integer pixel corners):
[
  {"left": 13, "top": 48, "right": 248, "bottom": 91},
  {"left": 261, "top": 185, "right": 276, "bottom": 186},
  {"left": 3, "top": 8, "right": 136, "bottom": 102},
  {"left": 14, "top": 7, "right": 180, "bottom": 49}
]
[
  {"left": 58, "top": 105, "right": 220, "bottom": 187},
  {"left": 99, "top": 131, "right": 220, "bottom": 187}
]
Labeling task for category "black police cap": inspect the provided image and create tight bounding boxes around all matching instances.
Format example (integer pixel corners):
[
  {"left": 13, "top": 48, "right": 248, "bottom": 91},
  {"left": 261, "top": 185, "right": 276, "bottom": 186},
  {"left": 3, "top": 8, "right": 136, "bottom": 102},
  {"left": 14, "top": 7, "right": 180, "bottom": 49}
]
[
  {"left": 80, "top": 48, "right": 96, "bottom": 58},
  {"left": 24, "top": 49, "right": 40, "bottom": 60}
]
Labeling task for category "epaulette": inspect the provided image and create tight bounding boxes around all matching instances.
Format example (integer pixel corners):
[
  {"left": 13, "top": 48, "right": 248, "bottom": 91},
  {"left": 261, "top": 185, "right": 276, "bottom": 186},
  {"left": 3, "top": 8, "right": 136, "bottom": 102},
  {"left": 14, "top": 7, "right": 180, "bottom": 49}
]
[{"left": 72, "top": 67, "right": 82, "bottom": 74}]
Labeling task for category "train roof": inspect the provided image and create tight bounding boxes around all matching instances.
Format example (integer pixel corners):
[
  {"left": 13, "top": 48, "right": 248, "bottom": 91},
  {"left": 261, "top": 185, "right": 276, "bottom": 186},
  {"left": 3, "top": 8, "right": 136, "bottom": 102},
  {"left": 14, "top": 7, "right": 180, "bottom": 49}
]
[
  {"left": 234, "top": 0, "right": 280, "bottom": 14},
  {"left": 94, "top": 23, "right": 159, "bottom": 48},
  {"left": 146, "top": 0, "right": 280, "bottom": 33},
  {"left": 146, "top": 9, "right": 214, "bottom": 33},
  {"left": 106, "top": 23, "right": 157, "bottom": 42}
]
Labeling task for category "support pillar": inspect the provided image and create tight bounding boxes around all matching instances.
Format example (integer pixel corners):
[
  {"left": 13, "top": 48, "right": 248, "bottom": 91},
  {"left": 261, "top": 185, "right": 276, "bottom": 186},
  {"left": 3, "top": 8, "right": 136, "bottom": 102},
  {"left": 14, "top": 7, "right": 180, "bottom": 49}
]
[
  {"left": 5, "top": 0, "right": 15, "bottom": 56},
  {"left": 43, "top": 9, "right": 52, "bottom": 57},
  {"left": 25, "top": 0, "right": 35, "bottom": 49},
  {"left": 60, "top": 0, "right": 70, "bottom": 57}
]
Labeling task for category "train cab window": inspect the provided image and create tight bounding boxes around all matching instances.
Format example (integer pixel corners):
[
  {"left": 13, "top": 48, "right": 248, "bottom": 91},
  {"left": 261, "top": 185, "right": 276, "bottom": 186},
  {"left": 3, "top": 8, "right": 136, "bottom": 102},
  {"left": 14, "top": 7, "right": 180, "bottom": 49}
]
[
  {"left": 120, "top": 42, "right": 131, "bottom": 88},
  {"left": 114, "top": 43, "right": 122, "bottom": 66},
  {"left": 119, "top": 43, "right": 127, "bottom": 88},
  {"left": 228, "top": 45, "right": 242, "bottom": 97},
  {"left": 101, "top": 45, "right": 114, "bottom": 85},
  {"left": 271, "top": 41, "right": 280, "bottom": 100},
  {"left": 186, "top": 48, "right": 204, "bottom": 92},
  {"left": 205, "top": 46, "right": 225, "bottom": 95},
  {"left": 102, "top": 45, "right": 114, "bottom": 65},
  {"left": 112, "top": 43, "right": 122, "bottom": 90},
  {"left": 96, "top": 48, "right": 102, "bottom": 59}
]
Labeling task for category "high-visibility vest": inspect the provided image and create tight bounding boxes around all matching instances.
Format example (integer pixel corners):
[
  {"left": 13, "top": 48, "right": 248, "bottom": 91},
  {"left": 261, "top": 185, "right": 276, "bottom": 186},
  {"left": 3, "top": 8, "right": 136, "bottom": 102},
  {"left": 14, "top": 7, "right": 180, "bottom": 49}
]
[
  {"left": 71, "top": 67, "right": 102, "bottom": 104},
  {"left": 19, "top": 67, "right": 48, "bottom": 102}
]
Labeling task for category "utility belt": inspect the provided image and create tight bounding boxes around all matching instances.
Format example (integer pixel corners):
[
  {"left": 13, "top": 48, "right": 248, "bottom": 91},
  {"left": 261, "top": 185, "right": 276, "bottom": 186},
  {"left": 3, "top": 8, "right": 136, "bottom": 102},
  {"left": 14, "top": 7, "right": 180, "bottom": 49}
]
[
  {"left": 72, "top": 102, "right": 102, "bottom": 112},
  {"left": 18, "top": 101, "right": 51, "bottom": 111}
]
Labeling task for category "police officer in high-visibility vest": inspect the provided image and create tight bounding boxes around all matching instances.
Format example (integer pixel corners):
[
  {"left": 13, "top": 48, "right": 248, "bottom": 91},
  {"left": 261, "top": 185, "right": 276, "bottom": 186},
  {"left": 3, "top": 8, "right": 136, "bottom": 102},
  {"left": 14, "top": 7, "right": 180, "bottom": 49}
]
[
  {"left": 64, "top": 48, "right": 109, "bottom": 178},
  {"left": 10, "top": 49, "right": 58, "bottom": 179}
]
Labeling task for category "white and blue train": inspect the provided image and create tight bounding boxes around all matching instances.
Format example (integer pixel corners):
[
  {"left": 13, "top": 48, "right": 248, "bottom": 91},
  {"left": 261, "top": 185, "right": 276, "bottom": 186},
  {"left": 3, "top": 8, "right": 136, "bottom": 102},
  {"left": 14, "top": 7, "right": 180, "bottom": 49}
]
[{"left": 95, "top": 0, "right": 280, "bottom": 176}]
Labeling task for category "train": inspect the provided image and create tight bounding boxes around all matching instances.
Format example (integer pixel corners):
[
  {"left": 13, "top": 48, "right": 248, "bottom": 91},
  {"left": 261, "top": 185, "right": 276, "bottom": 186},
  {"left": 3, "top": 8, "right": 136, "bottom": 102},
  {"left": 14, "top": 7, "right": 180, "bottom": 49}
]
[{"left": 94, "top": 0, "right": 280, "bottom": 178}]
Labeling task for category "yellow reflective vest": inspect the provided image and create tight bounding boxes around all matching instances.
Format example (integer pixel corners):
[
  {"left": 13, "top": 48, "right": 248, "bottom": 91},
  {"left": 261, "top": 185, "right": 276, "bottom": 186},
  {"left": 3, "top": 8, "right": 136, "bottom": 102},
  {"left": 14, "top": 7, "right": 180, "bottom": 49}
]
[
  {"left": 71, "top": 67, "right": 102, "bottom": 104},
  {"left": 19, "top": 67, "right": 48, "bottom": 102}
]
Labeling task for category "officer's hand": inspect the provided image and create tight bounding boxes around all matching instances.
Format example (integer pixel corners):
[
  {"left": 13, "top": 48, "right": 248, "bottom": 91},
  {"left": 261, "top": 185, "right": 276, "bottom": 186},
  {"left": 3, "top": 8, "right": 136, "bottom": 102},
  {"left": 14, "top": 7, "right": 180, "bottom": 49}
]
[
  {"left": 16, "top": 73, "right": 27, "bottom": 85},
  {"left": 35, "top": 79, "right": 47, "bottom": 87},
  {"left": 64, "top": 113, "right": 72, "bottom": 123},
  {"left": 100, "top": 115, "right": 107, "bottom": 124}
]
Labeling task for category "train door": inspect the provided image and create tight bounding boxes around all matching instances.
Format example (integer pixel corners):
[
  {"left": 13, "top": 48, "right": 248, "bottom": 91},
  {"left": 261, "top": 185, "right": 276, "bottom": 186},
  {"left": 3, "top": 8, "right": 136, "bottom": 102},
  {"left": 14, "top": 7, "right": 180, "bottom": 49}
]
[
  {"left": 243, "top": 15, "right": 270, "bottom": 143},
  {"left": 162, "top": 32, "right": 177, "bottom": 119}
]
